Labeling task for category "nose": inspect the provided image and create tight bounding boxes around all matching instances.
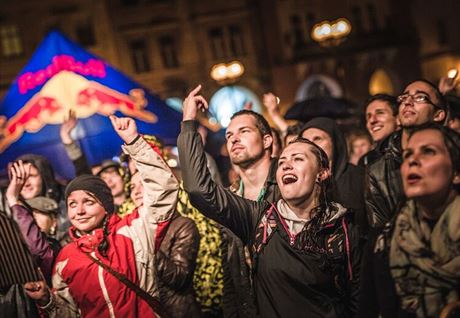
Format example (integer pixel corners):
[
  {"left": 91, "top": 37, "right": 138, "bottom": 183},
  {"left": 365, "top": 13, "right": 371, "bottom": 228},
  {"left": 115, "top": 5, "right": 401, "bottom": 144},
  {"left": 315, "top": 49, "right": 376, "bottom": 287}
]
[
  {"left": 229, "top": 134, "right": 240, "bottom": 144},
  {"left": 369, "top": 113, "right": 378, "bottom": 124},
  {"left": 281, "top": 160, "right": 293, "bottom": 171},
  {"left": 403, "top": 95, "right": 415, "bottom": 106},
  {"left": 407, "top": 152, "right": 420, "bottom": 167},
  {"left": 75, "top": 203, "right": 86, "bottom": 215}
]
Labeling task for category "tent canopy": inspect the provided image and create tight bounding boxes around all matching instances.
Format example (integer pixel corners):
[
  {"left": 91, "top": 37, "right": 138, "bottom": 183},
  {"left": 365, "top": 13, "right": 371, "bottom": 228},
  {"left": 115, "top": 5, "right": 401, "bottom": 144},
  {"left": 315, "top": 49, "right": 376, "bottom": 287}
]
[{"left": 0, "top": 30, "right": 182, "bottom": 180}]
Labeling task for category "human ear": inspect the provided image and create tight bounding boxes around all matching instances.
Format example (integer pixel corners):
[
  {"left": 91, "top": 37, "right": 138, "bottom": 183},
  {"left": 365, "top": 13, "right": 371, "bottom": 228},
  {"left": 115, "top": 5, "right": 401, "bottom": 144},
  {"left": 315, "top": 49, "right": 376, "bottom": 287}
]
[
  {"left": 453, "top": 172, "right": 460, "bottom": 185},
  {"left": 317, "top": 168, "right": 331, "bottom": 183},
  {"left": 263, "top": 134, "right": 273, "bottom": 150},
  {"left": 433, "top": 109, "right": 446, "bottom": 123}
]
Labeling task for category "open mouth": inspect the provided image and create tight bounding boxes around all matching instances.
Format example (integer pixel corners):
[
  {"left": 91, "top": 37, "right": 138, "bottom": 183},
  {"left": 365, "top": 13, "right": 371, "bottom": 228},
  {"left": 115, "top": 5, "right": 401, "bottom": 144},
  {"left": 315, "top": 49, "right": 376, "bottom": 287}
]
[
  {"left": 371, "top": 125, "right": 383, "bottom": 132},
  {"left": 406, "top": 173, "right": 421, "bottom": 184},
  {"left": 282, "top": 174, "right": 298, "bottom": 185}
]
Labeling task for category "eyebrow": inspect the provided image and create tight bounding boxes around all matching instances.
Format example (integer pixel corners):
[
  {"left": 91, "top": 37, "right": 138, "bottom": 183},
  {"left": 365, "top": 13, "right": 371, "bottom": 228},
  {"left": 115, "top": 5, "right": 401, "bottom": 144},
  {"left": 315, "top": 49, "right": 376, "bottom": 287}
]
[
  {"left": 402, "top": 89, "right": 430, "bottom": 95},
  {"left": 279, "top": 152, "right": 307, "bottom": 160},
  {"left": 226, "top": 125, "right": 254, "bottom": 134}
]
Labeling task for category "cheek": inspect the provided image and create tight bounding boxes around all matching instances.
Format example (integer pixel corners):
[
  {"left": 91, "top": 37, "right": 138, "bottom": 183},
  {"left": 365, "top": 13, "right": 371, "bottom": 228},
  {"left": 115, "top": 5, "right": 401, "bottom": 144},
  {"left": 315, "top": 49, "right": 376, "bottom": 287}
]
[
  {"left": 67, "top": 208, "right": 76, "bottom": 220},
  {"left": 431, "top": 162, "right": 454, "bottom": 186}
]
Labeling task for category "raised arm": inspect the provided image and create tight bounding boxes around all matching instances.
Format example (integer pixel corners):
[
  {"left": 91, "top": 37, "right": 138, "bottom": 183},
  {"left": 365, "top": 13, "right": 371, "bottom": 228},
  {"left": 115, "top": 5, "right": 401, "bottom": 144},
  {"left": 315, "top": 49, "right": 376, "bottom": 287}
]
[
  {"left": 111, "top": 115, "right": 179, "bottom": 224},
  {"left": 178, "top": 85, "right": 258, "bottom": 244},
  {"left": 263, "top": 92, "right": 289, "bottom": 134},
  {"left": 60, "top": 110, "right": 92, "bottom": 176},
  {"left": 6, "top": 161, "right": 56, "bottom": 281}
]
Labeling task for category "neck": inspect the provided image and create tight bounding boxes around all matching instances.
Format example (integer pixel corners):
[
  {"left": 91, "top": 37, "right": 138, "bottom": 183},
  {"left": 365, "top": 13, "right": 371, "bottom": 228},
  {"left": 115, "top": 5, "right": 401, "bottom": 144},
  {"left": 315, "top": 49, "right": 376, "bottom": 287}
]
[
  {"left": 286, "top": 190, "right": 320, "bottom": 220},
  {"left": 238, "top": 155, "right": 272, "bottom": 200},
  {"left": 417, "top": 189, "right": 457, "bottom": 221},
  {"left": 401, "top": 128, "right": 412, "bottom": 149}
]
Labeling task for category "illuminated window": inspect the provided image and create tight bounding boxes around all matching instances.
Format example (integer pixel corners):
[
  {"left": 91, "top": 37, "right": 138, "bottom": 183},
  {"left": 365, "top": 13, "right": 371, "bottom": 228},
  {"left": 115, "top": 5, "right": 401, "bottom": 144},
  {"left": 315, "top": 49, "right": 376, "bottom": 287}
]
[
  {"left": 369, "top": 69, "right": 394, "bottom": 95},
  {"left": 0, "top": 25, "right": 23, "bottom": 57}
]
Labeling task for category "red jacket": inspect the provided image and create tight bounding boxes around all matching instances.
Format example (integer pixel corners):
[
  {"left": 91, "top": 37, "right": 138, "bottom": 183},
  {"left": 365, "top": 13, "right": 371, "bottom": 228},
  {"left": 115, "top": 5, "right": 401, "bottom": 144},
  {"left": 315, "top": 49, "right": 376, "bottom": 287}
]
[{"left": 41, "top": 137, "right": 179, "bottom": 317}]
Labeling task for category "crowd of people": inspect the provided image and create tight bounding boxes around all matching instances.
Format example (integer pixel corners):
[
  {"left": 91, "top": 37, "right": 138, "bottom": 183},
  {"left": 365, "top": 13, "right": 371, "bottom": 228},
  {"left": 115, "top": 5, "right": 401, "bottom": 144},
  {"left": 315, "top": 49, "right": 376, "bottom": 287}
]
[{"left": 0, "top": 76, "right": 459, "bottom": 318}]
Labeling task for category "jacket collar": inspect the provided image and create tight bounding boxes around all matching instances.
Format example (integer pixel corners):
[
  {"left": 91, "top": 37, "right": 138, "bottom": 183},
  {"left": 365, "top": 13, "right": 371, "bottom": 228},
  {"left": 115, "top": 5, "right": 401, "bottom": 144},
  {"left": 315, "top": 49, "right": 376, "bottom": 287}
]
[{"left": 69, "top": 214, "right": 119, "bottom": 253}]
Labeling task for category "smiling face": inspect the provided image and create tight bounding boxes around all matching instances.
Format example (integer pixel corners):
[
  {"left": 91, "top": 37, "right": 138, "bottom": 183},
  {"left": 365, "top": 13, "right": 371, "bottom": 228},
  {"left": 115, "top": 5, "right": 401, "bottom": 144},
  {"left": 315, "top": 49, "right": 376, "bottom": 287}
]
[
  {"left": 276, "top": 142, "right": 326, "bottom": 208},
  {"left": 398, "top": 81, "right": 445, "bottom": 127},
  {"left": 401, "top": 129, "right": 459, "bottom": 201},
  {"left": 21, "top": 164, "right": 43, "bottom": 199},
  {"left": 225, "top": 114, "right": 271, "bottom": 168},
  {"left": 67, "top": 190, "right": 107, "bottom": 234},
  {"left": 366, "top": 100, "right": 398, "bottom": 142}
]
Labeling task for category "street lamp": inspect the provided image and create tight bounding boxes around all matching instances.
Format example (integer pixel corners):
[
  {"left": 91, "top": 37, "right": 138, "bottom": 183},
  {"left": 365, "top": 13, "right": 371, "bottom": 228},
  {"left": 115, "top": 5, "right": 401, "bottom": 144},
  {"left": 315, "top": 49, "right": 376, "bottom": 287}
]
[
  {"left": 311, "top": 18, "right": 351, "bottom": 46},
  {"left": 210, "top": 60, "right": 245, "bottom": 84}
]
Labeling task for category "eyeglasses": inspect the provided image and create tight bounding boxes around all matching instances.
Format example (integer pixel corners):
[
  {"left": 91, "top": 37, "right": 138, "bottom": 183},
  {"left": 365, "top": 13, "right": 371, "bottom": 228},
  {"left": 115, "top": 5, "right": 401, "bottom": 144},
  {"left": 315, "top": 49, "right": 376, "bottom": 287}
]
[{"left": 396, "top": 93, "right": 436, "bottom": 106}]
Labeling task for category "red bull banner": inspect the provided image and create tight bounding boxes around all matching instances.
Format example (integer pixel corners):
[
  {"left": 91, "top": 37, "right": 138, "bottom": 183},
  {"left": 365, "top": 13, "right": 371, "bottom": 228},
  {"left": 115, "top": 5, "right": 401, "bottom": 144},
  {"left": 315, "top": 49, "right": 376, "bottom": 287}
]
[{"left": 0, "top": 31, "right": 182, "bottom": 179}]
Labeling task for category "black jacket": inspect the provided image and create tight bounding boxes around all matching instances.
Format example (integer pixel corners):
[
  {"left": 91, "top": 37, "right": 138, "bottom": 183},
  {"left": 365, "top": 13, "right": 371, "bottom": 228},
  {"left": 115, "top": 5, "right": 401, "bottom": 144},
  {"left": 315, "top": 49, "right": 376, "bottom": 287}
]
[
  {"left": 358, "top": 227, "right": 414, "bottom": 318},
  {"left": 178, "top": 120, "right": 361, "bottom": 318},
  {"left": 222, "top": 158, "right": 280, "bottom": 318},
  {"left": 364, "top": 131, "right": 405, "bottom": 228},
  {"left": 301, "top": 118, "right": 366, "bottom": 234},
  {"left": 156, "top": 211, "right": 201, "bottom": 318}
]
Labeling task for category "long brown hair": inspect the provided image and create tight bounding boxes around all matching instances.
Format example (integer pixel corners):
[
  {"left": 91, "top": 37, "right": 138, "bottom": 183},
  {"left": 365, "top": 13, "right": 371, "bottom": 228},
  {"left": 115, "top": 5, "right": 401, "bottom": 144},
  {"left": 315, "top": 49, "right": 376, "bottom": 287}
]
[{"left": 286, "top": 137, "right": 336, "bottom": 250}]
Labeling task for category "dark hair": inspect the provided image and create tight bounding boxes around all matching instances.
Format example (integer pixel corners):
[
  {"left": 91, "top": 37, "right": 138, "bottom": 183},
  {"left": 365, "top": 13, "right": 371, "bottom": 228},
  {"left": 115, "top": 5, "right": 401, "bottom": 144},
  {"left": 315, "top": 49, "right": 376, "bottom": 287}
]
[
  {"left": 16, "top": 154, "right": 61, "bottom": 202},
  {"left": 401, "top": 79, "right": 447, "bottom": 110},
  {"left": 271, "top": 127, "right": 282, "bottom": 152},
  {"left": 285, "top": 137, "right": 336, "bottom": 250},
  {"left": 284, "top": 123, "right": 304, "bottom": 145},
  {"left": 407, "top": 123, "right": 460, "bottom": 192},
  {"left": 230, "top": 110, "right": 272, "bottom": 138},
  {"left": 446, "top": 94, "right": 460, "bottom": 120},
  {"left": 364, "top": 94, "right": 398, "bottom": 116},
  {"left": 98, "top": 216, "right": 110, "bottom": 257}
]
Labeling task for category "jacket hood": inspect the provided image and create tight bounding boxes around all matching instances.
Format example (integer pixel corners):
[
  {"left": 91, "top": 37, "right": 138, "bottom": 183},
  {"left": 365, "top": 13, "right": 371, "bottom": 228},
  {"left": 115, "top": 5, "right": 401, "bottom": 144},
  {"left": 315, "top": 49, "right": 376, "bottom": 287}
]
[
  {"left": 16, "top": 154, "right": 61, "bottom": 202},
  {"left": 300, "top": 117, "right": 348, "bottom": 180}
]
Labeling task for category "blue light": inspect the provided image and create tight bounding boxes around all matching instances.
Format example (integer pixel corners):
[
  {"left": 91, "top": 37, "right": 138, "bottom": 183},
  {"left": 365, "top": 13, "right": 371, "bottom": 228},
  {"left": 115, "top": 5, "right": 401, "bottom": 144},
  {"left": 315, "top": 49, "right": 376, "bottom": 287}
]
[{"left": 209, "top": 85, "right": 261, "bottom": 127}]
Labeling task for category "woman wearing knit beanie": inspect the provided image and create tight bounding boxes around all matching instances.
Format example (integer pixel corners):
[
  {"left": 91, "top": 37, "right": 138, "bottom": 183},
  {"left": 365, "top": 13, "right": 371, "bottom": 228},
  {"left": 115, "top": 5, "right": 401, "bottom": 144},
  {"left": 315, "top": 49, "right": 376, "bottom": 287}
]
[{"left": 24, "top": 116, "right": 179, "bottom": 318}]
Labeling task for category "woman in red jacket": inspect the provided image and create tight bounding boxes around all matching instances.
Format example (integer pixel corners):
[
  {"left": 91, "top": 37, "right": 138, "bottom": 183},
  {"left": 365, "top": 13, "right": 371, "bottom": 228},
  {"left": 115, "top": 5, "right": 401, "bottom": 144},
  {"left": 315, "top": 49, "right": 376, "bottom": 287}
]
[{"left": 24, "top": 116, "right": 179, "bottom": 317}]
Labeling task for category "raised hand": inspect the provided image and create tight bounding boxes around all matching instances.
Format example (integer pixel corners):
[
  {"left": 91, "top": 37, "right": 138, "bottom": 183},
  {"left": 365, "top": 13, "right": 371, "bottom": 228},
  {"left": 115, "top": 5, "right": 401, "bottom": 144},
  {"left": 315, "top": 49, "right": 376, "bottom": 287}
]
[
  {"left": 263, "top": 93, "right": 280, "bottom": 115},
  {"left": 439, "top": 76, "right": 458, "bottom": 95},
  {"left": 183, "top": 85, "right": 209, "bottom": 121},
  {"left": 60, "top": 109, "right": 78, "bottom": 144},
  {"left": 109, "top": 115, "right": 139, "bottom": 144},
  {"left": 263, "top": 92, "right": 289, "bottom": 132},
  {"left": 6, "top": 160, "right": 31, "bottom": 206}
]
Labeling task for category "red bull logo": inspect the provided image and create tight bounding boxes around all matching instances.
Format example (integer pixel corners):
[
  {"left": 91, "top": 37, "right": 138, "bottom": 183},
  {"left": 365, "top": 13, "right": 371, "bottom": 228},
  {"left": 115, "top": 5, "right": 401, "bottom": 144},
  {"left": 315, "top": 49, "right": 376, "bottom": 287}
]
[
  {"left": 0, "top": 69, "right": 157, "bottom": 153},
  {"left": 18, "top": 55, "right": 106, "bottom": 94}
]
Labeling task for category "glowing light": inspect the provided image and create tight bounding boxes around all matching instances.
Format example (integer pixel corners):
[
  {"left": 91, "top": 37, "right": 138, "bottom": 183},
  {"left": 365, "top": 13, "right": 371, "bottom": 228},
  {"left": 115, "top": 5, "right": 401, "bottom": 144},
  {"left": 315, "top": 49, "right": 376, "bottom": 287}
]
[
  {"left": 311, "top": 18, "right": 351, "bottom": 44},
  {"left": 448, "top": 68, "right": 458, "bottom": 79},
  {"left": 210, "top": 61, "right": 245, "bottom": 83}
]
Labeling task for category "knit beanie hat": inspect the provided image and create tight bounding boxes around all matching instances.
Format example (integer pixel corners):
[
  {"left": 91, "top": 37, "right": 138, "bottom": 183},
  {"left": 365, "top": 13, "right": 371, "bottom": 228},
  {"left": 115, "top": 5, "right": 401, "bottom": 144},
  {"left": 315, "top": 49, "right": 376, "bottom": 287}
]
[{"left": 65, "top": 175, "right": 114, "bottom": 214}]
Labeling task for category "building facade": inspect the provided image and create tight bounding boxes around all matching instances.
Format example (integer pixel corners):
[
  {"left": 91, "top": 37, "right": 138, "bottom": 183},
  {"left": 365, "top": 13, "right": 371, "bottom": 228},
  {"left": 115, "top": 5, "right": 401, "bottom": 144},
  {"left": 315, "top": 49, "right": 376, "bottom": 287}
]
[{"left": 0, "top": 0, "right": 458, "bottom": 120}]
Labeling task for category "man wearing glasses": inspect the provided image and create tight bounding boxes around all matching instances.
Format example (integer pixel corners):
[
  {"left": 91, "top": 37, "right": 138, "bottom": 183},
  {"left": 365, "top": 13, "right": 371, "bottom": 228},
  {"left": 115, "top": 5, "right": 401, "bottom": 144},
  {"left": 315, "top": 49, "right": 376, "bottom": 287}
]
[{"left": 365, "top": 79, "right": 448, "bottom": 229}]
